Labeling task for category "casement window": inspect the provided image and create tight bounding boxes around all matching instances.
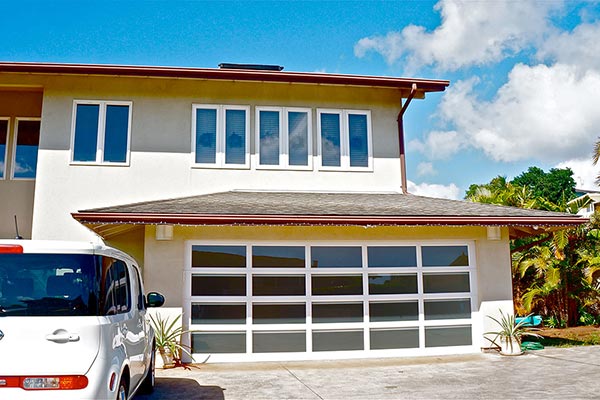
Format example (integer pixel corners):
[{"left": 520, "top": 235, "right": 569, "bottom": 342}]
[
  {"left": 317, "top": 109, "right": 372, "bottom": 170},
  {"left": 192, "top": 105, "right": 250, "bottom": 168},
  {"left": 12, "top": 118, "right": 41, "bottom": 179},
  {"left": 255, "top": 107, "right": 312, "bottom": 169},
  {"left": 71, "top": 100, "right": 132, "bottom": 165},
  {"left": 0, "top": 118, "right": 8, "bottom": 179}
]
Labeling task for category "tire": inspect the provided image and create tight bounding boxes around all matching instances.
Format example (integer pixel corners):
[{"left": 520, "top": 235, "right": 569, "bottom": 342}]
[
  {"left": 139, "top": 348, "right": 156, "bottom": 394},
  {"left": 117, "top": 377, "right": 128, "bottom": 400}
]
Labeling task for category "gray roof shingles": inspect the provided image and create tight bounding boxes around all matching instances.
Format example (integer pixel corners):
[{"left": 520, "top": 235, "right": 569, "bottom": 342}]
[{"left": 78, "top": 191, "right": 578, "bottom": 219}]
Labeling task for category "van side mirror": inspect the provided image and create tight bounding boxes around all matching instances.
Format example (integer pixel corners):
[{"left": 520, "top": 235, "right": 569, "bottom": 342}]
[{"left": 145, "top": 292, "right": 165, "bottom": 308}]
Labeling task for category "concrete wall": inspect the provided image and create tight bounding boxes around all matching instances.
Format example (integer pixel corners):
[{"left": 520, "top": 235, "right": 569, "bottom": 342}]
[
  {"left": 0, "top": 90, "right": 43, "bottom": 239},
  {"left": 0, "top": 72, "right": 406, "bottom": 241}
]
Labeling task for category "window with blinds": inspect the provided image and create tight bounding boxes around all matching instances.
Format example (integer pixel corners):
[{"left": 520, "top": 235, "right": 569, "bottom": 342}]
[
  {"left": 256, "top": 107, "right": 311, "bottom": 169},
  {"left": 193, "top": 105, "right": 250, "bottom": 168},
  {"left": 317, "top": 109, "right": 372, "bottom": 170}
]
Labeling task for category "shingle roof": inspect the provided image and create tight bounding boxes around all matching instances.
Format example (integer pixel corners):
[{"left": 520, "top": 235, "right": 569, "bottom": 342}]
[{"left": 73, "top": 190, "right": 585, "bottom": 232}]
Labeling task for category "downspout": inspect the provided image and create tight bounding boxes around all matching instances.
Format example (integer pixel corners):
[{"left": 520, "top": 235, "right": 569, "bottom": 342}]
[{"left": 397, "top": 83, "right": 417, "bottom": 194}]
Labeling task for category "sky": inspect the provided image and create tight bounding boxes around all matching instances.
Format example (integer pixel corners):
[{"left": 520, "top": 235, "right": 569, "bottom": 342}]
[{"left": 2, "top": 0, "right": 600, "bottom": 199}]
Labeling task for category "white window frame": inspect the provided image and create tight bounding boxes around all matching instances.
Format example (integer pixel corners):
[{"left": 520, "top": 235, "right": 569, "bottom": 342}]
[
  {"left": 255, "top": 107, "right": 313, "bottom": 170},
  {"left": 183, "top": 240, "right": 477, "bottom": 362},
  {"left": 0, "top": 117, "right": 9, "bottom": 181},
  {"left": 191, "top": 104, "right": 250, "bottom": 169},
  {"left": 11, "top": 117, "right": 41, "bottom": 181},
  {"left": 70, "top": 100, "right": 132, "bottom": 166},
  {"left": 316, "top": 109, "right": 373, "bottom": 171}
]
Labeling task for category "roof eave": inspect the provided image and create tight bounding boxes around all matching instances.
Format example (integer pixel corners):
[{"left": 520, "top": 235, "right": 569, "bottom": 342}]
[
  {"left": 72, "top": 212, "right": 587, "bottom": 227},
  {"left": 0, "top": 62, "right": 449, "bottom": 92}
]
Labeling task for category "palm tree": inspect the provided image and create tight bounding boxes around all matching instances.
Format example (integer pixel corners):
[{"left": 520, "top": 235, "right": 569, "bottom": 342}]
[{"left": 594, "top": 138, "right": 600, "bottom": 185}]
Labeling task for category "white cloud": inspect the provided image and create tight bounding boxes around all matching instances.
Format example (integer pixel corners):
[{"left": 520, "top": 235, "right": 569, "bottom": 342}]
[
  {"left": 416, "top": 162, "right": 437, "bottom": 177},
  {"left": 436, "top": 63, "right": 600, "bottom": 163},
  {"left": 407, "top": 180, "right": 460, "bottom": 200},
  {"left": 538, "top": 21, "right": 600, "bottom": 72},
  {"left": 556, "top": 158, "right": 600, "bottom": 191},
  {"left": 408, "top": 130, "right": 465, "bottom": 160},
  {"left": 354, "top": 0, "right": 558, "bottom": 71}
]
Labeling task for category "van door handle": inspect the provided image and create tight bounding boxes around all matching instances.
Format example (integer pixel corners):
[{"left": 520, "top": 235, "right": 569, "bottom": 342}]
[{"left": 46, "top": 330, "right": 80, "bottom": 343}]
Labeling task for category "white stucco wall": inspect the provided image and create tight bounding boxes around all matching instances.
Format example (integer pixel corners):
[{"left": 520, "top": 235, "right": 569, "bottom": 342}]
[{"left": 0, "top": 72, "right": 406, "bottom": 241}]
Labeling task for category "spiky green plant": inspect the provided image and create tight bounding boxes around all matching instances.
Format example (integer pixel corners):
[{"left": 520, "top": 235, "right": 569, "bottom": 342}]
[
  {"left": 485, "top": 310, "right": 542, "bottom": 354},
  {"left": 148, "top": 313, "right": 194, "bottom": 362}
]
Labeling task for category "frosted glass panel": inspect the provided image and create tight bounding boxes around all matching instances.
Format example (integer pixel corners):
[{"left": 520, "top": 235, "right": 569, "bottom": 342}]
[
  {"left": 425, "top": 325, "right": 472, "bottom": 347},
  {"left": 192, "top": 332, "right": 245, "bottom": 353},
  {"left": 225, "top": 109, "right": 246, "bottom": 164},
  {"left": 369, "top": 301, "right": 418, "bottom": 322},
  {"left": 370, "top": 328, "right": 419, "bottom": 349},
  {"left": 313, "top": 330, "right": 363, "bottom": 351},
  {"left": 253, "top": 331, "right": 306, "bottom": 353},
  {"left": 195, "top": 108, "right": 217, "bottom": 164},
  {"left": 312, "top": 303, "right": 363, "bottom": 323}
]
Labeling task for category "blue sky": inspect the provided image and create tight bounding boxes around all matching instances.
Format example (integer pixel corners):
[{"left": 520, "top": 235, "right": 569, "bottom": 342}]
[{"left": 2, "top": 0, "right": 600, "bottom": 198}]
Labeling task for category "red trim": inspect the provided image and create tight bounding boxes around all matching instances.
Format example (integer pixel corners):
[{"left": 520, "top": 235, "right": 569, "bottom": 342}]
[
  {"left": 0, "top": 62, "right": 449, "bottom": 91},
  {"left": 71, "top": 212, "right": 586, "bottom": 227}
]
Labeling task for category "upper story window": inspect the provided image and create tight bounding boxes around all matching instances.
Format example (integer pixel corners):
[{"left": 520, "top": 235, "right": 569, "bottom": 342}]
[
  {"left": 71, "top": 100, "right": 132, "bottom": 165},
  {"left": 1, "top": 118, "right": 41, "bottom": 180},
  {"left": 0, "top": 118, "right": 7, "bottom": 179},
  {"left": 317, "top": 109, "right": 372, "bottom": 171},
  {"left": 12, "top": 119, "right": 41, "bottom": 179},
  {"left": 256, "top": 107, "right": 312, "bottom": 169},
  {"left": 192, "top": 104, "right": 250, "bottom": 169}
]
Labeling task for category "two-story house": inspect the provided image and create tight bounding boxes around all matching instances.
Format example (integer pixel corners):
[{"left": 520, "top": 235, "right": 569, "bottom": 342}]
[{"left": 0, "top": 62, "right": 585, "bottom": 362}]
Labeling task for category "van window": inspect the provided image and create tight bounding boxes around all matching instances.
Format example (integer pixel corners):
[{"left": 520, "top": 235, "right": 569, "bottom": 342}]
[
  {"left": 100, "top": 257, "right": 131, "bottom": 315},
  {"left": 0, "top": 254, "right": 99, "bottom": 317},
  {"left": 132, "top": 266, "right": 145, "bottom": 311}
]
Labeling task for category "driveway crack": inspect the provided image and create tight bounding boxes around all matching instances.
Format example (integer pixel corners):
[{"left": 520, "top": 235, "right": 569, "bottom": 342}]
[{"left": 280, "top": 364, "right": 324, "bottom": 400}]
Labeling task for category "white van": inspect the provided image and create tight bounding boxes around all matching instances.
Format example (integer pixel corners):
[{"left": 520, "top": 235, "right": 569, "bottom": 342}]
[{"left": 0, "top": 240, "right": 165, "bottom": 400}]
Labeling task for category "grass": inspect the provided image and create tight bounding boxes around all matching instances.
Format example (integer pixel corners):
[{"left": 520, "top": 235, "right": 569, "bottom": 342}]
[{"left": 534, "top": 326, "right": 600, "bottom": 348}]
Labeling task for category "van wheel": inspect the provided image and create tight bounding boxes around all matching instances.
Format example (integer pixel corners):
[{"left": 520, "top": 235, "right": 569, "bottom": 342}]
[
  {"left": 139, "top": 349, "right": 155, "bottom": 394},
  {"left": 117, "top": 378, "right": 128, "bottom": 400}
]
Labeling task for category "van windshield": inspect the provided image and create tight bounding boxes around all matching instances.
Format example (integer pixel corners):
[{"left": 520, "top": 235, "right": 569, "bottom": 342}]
[{"left": 0, "top": 254, "right": 99, "bottom": 317}]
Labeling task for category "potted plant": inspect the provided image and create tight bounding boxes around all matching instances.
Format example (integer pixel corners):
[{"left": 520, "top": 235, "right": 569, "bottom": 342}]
[
  {"left": 485, "top": 310, "right": 542, "bottom": 355},
  {"left": 149, "top": 313, "right": 194, "bottom": 368}
]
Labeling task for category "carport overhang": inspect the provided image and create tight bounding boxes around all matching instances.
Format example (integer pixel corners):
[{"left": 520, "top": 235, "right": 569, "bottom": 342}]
[{"left": 71, "top": 191, "right": 587, "bottom": 240}]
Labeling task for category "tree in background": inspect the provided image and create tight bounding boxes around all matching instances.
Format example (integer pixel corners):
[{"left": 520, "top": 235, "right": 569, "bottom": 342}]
[{"left": 466, "top": 167, "right": 600, "bottom": 327}]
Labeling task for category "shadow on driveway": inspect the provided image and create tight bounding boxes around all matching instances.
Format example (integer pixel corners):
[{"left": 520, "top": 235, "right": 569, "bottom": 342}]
[{"left": 135, "top": 378, "right": 225, "bottom": 400}]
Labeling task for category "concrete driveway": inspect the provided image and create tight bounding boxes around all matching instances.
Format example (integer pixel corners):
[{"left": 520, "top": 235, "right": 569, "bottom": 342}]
[{"left": 135, "top": 346, "right": 600, "bottom": 399}]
